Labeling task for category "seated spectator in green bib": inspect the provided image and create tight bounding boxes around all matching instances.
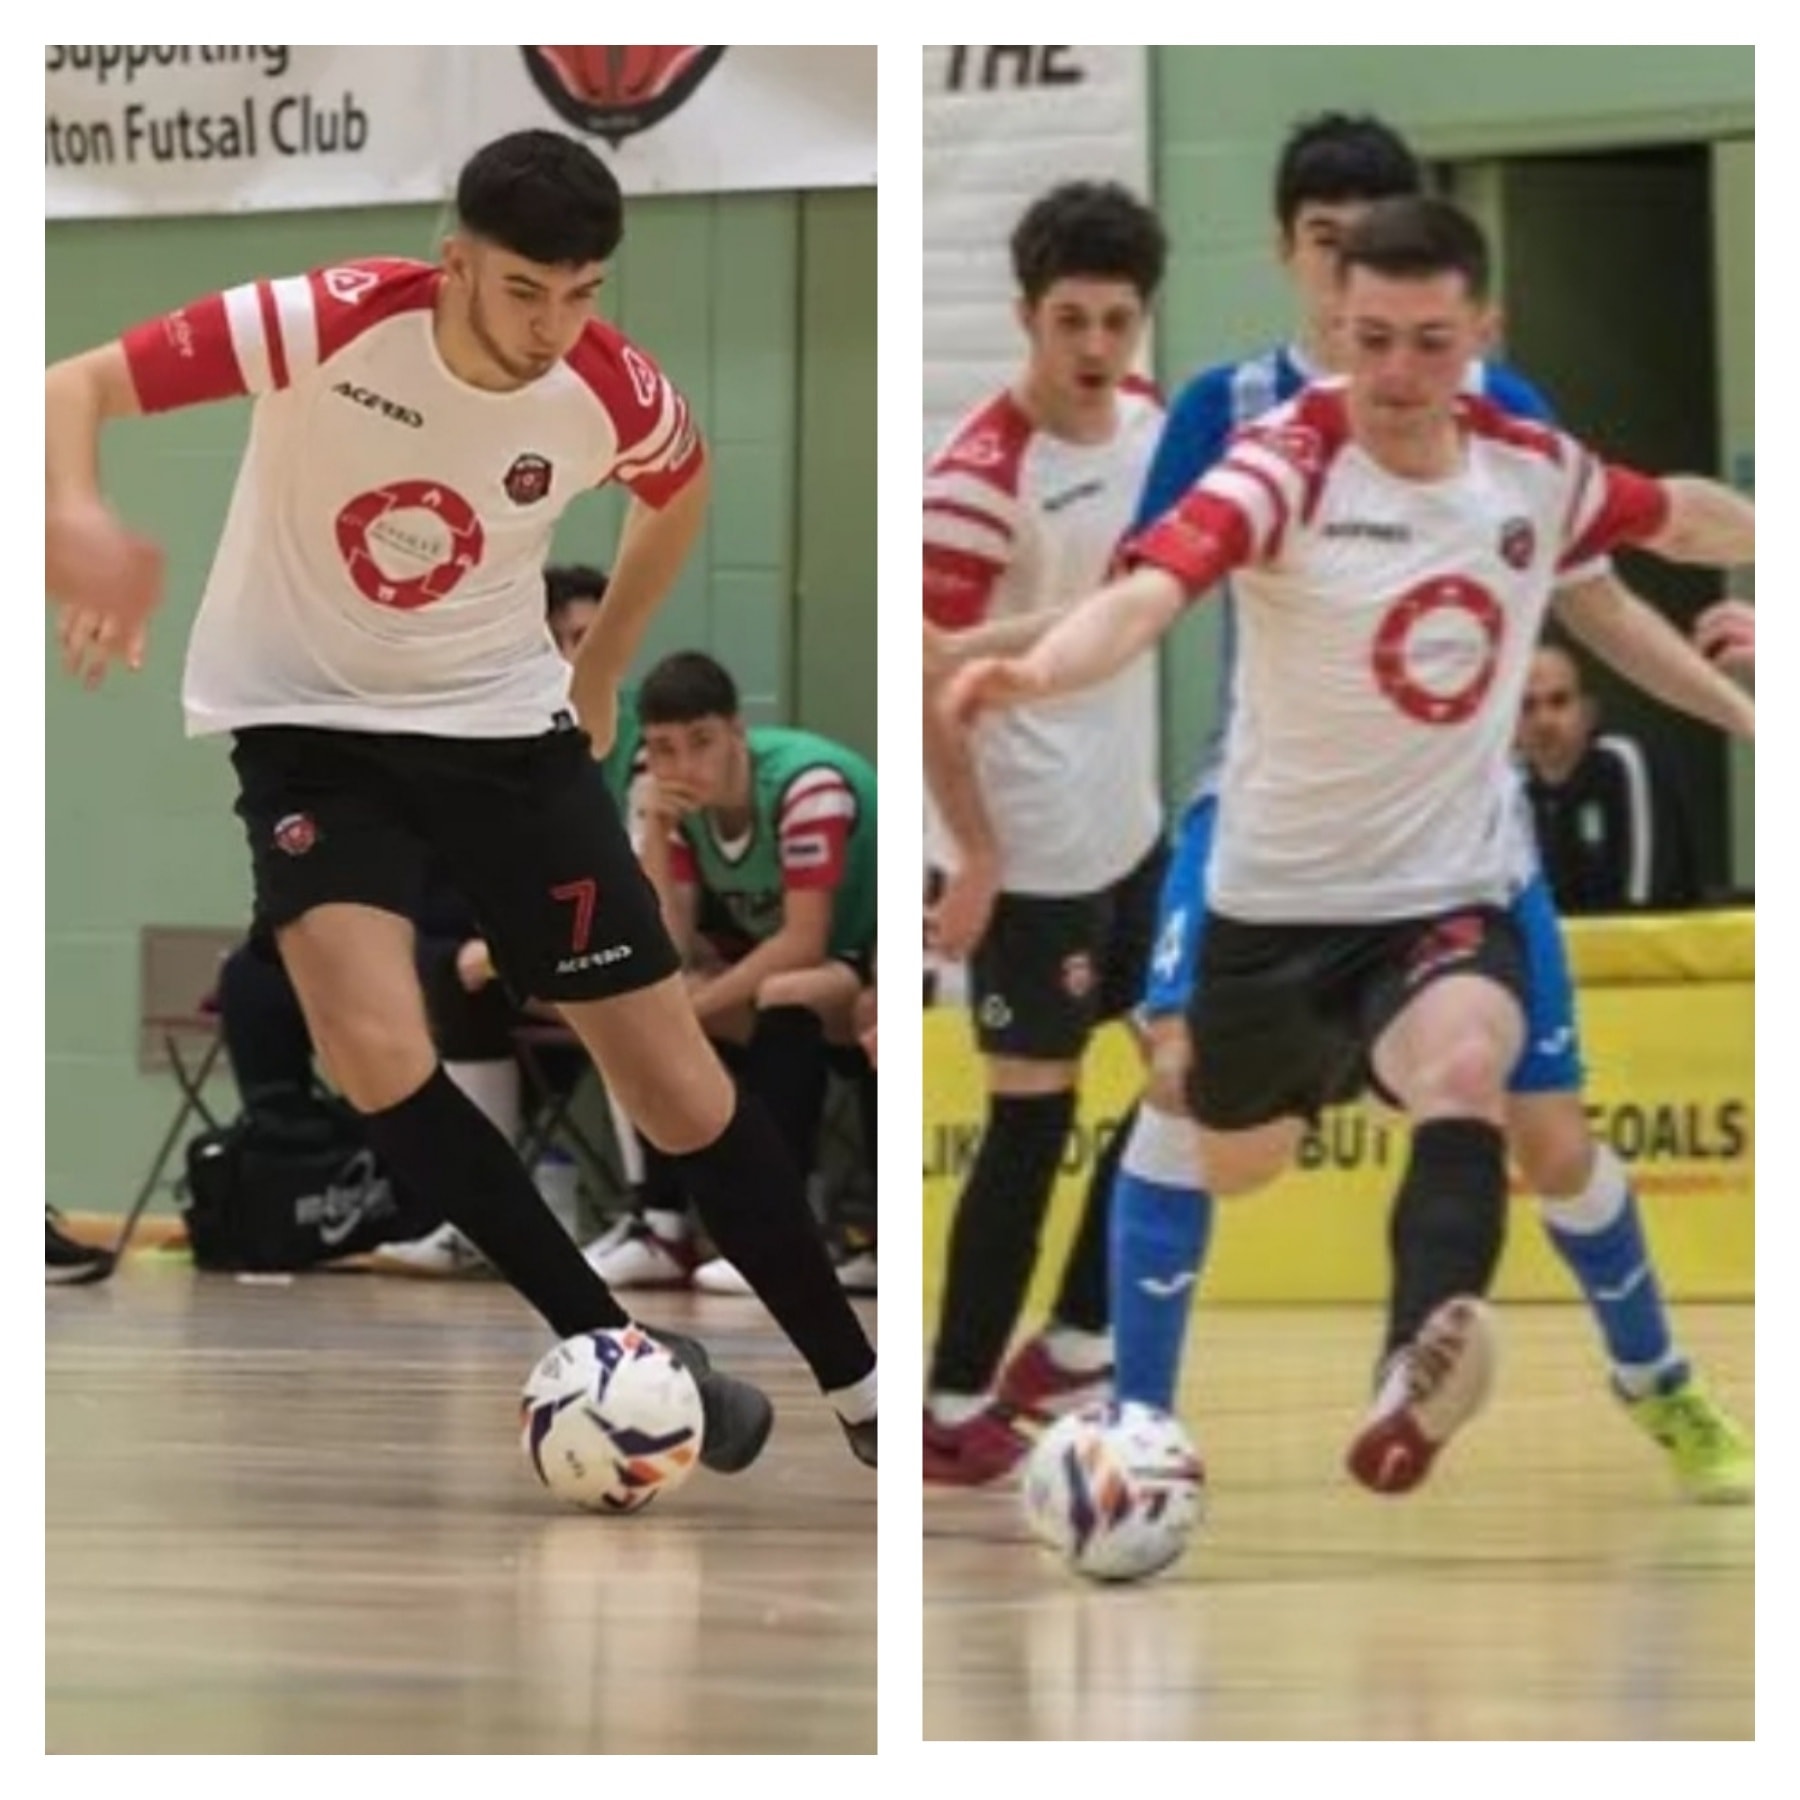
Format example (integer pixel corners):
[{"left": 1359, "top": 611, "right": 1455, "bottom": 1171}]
[{"left": 585, "top": 651, "right": 877, "bottom": 1293}]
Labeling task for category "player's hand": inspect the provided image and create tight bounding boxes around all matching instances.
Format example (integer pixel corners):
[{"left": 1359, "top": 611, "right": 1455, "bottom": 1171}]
[
  {"left": 643, "top": 774, "right": 703, "bottom": 819},
  {"left": 46, "top": 502, "right": 164, "bottom": 682},
  {"left": 455, "top": 938, "right": 496, "bottom": 992},
  {"left": 940, "top": 654, "right": 1052, "bottom": 728},
  {"left": 927, "top": 855, "right": 999, "bottom": 961},
  {"left": 1695, "top": 599, "right": 1755, "bottom": 677},
  {"left": 54, "top": 602, "right": 150, "bottom": 691}
]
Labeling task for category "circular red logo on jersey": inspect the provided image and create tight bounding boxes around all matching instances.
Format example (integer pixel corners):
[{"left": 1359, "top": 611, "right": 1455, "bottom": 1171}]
[
  {"left": 1370, "top": 577, "right": 1505, "bottom": 725},
  {"left": 335, "top": 481, "right": 486, "bottom": 611}
]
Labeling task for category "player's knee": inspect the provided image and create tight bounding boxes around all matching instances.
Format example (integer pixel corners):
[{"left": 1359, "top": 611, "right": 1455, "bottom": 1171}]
[
  {"left": 1416, "top": 1031, "right": 1512, "bottom": 1120},
  {"left": 1513, "top": 1116, "right": 1596, "bottom": 1200},
  {"left": 1143, "top": 1015, "right": 1193, "bottom": 1114}
]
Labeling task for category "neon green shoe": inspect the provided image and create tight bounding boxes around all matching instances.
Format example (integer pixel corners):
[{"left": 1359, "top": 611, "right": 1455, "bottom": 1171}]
[{"left": 1621, "top": 1376, "right": 1754, "bottom": 1504}]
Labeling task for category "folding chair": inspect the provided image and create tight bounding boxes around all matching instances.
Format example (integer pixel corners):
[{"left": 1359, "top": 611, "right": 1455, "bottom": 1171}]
[
  {"left": 511, "top": 1020, "right": 640, "bottom": 1212},
  {"left": 126, "top": 925, "right": 242, "bottom": 1247}
]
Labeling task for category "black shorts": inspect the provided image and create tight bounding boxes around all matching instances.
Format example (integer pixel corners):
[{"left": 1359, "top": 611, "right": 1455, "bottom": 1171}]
[
  {"left": 231, "top": 723, "right": 680, "bottom": 1006},
  {"left": 967, "top": 840, "right": 1168, "bottom": 1060},
  {"left": 1186, "top": 905, "right": 1526, "bottom": 1131}
]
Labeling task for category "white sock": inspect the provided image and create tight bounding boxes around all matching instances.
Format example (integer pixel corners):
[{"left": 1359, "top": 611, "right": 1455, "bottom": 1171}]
[
  {"left": 443, "top": 1058, "right": 521, "bottom": 1142},
  {"left": 1043, "top": 1323, "right": 1113, "bottom": 1372},
  {"left": 828, "top": 1366, "right": 877, "bottom": 1425}
]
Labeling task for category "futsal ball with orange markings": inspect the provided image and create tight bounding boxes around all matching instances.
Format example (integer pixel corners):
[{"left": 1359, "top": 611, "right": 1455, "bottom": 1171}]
[
  {"left": 1021, "top": 1400, "right": 1205, "bottom": 1582},
  {"left": 520, "top": 1326, "right": 705, "bottom": 1514}
]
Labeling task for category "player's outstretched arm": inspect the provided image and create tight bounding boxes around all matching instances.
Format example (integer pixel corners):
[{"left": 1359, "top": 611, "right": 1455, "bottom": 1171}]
[
  {"left": 1553, "top": 571, "right": 1753, "bottom": 740},
  {"left": 941, "top": 564, "right": 1186, "bottom": 727},
  {"left": 1644, "top": 476, "right": 1754, "bottom": 568},
  {"left": 46, "top": 342, "right": 163, "bottom": 687}
]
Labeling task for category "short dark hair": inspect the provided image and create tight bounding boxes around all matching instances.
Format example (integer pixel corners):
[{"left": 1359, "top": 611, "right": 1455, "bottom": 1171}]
[
  {"left": 1339, "top": 195, "right": 1491, "bottom": 301},
  {"left": 639, "top": 650, "right": 739, "bottom": 725},
  {"left": 455, "top": 129, "right": 623, "bottom": 265},
  {"left": 1274, "top": 112, "right": 1422, "bottom": 232},
  {"left": 1010, "top": 181, "right": 1167, "bottom": 306},
  {"left": 545, "top": 562, "right": 609, "bottom": 618}
]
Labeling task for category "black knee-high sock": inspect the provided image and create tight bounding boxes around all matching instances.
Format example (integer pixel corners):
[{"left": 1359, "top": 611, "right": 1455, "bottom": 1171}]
[
  {"left": 671, "top": 1093, "right": 876, "bottom": 1392},
  {"left": 1385, "top": 1117, "right": 1509, "bottom": 1359},
  {"left": 363, "top": 1066, "right": 630, "bottom": 1336},
  {"left": 741, "top": 1005, "right": 830, "bottom": 1179},
  {"left": 929, "top": 1089, "right": 1077, "bottom": 1394},
  {"left": 1050, "top": 1103, "right": 1132, "bottom": 1334}
]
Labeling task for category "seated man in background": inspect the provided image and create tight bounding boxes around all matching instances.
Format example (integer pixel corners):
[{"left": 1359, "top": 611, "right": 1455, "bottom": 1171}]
[
  {"left": 586, "top": 650, "right": 878, "bottom": 1293},
  {"left": 1518, "top": 639, "right": 1702, "bottom": 914}
]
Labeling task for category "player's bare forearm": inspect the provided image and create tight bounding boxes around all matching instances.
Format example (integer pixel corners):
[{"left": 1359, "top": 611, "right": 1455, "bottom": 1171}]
[
  {"left": 1021, "top": 565, "right": 1185, "bottom": 697},
  {"left": 690, "top": 916, "right": 831, "bottom": 1022},
  {"left": 575, "top": 463, "right": 711, "bottom": 688},
  {"left": 45, "top": 343, "right": 142, "bottom": 515},
  {"left": 1554, "top": 572, "right": 1754, "bottom": 739},
  {"left": 1648, "top": 477, "right": 1754, "bottom": 568},
  {"left": 933, "top": 605, "right": 1068, "bottom": 663}
]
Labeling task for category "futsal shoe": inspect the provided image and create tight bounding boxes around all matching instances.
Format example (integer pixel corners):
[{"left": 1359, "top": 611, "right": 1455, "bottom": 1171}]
[
  {"left": 650, "top": 1327, "right": 776, "bottom": 1474},
  {"left": 1346, "top": 1295, "right": 1497, "bottom": 1496},
  {"left": 46, "top": 1209, "right": 113, "bottom": 1286},
  {"left": 692, "top": 1254, "right": 755, "bottom": 1295},
  {"left": 923, "top": 1406, "right": 1030, "bottom": 1486},
  {"left": 1621, "top": 1372, "right": 1754, "bottom": 1504},
  {"left": 840, "top": 1414, "right": 878, "bottom": 1468},
  {"left": 995, "top": 1331, "right": 1113, "bottom": 1422},
  {"left": 585, "top": 1217, "right": 698, "bottom": 1289},
  {"left": 367, "top": 1221, "right": 490, "bottom": 1276}
]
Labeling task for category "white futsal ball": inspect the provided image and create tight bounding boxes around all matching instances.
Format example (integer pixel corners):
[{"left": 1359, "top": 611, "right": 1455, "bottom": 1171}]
[
  {"left": 520, "top": 1326, "right": 706, "bottom": 1514},
  {"left": 1021, "top": 1400, "right": 1206, "bottom": 1583}
]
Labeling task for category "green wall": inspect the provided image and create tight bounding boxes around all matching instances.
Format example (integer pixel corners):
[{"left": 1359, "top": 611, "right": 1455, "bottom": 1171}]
[
  {"left": 1147, "top": 45, "right": 1755, "bottom": 812},
  {"left": 45, "top": 186, "right": 875, "bottom": 1218}
]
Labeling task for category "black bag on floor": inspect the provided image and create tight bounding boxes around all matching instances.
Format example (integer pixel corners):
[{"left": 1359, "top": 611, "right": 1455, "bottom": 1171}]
[{"left": 181, "top": 1093, "right": 435, "bottom": 1272}]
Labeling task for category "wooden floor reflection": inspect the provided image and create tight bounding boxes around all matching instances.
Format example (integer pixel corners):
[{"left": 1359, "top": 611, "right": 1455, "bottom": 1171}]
[
  {"left": 925, "top": 1302, "right": 1752, "bottom": 1740},
  {"left": 46, "top": 1263, "right": 876, "bottom": 1754}
]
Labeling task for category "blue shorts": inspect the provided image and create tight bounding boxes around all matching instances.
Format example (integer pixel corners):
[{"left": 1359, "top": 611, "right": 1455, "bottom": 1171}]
[{"left": 1140, "top": 795, "right": 1584, "bottom": 1095}]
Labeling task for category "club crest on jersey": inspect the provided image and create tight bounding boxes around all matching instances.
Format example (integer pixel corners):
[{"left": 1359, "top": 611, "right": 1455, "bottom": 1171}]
[
  {"left": 503, "top": 453, "right": 554, "bottom": 506},
  {"left": 273, "top": 813, "right": 318, "bottom": 857},
  {"left": 521, "top": 46, "right": 726, "bottom": 148},
  {"left": 1499, "top": 516, "right": 1536, "bottom": 570}
]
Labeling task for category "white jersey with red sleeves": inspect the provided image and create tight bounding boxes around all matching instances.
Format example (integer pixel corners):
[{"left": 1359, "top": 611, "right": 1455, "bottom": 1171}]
[
  {"left": 120, "top": 258, "right": 702, "bottom": 738},
  {"left": 1128, "top": 382, "right": 1671, "bottom": 922},
  {"left": 923, "top": 381, "right": 1164, "bottom": 895}
]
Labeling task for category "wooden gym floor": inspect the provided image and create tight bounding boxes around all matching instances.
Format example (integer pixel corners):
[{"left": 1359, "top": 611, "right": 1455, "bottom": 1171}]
[
  {"left": 46, "top": 1258, "right": 877, "bottom": 1754},
  {"left": 925, "top": 1302, "right": 1753, "bottom": 1741}
]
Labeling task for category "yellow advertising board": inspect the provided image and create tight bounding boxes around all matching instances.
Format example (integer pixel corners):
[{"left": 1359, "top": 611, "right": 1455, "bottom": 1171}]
[{"left": 922, "top": 912, "right": 1753, "bottom": 1318}]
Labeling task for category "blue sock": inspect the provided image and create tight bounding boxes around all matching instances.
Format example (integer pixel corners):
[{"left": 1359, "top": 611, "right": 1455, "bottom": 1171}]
[
  {"left": 1539, "top": 1146, "right": 1685, "bottom": 1392},
  {"left": 1109, "top": 1107, "right": 1213, "bottom": 1411}
]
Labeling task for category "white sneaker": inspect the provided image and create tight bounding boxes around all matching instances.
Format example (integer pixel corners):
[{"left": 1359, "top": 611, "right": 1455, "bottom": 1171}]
[
  {"left": 835, "top": 1247, "right": 877, "bottom": 1295},
  {"left": 692, "top": 1255, "right": 754, "bottom": 1295},
  {"left": 585, "top": 1219, "right": 696, "bottom": 1288},
  {"left": 1345, "top": 1295, "right": 1497, "bottom": 1495},
  {"left": 368, "top": 1221, "right": 490, "bottom": 1276}
]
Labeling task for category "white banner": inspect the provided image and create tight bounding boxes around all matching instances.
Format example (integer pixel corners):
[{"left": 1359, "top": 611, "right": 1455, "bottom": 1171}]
[
  {"left": 922, "top": 45, "right": 1150, "bottom": 458},
  {"left": 45, "top": 46, "right": 876, "bottom": 221}
]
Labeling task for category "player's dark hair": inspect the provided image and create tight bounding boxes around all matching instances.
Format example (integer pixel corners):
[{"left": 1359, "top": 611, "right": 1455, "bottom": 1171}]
[
  {"left": 456, "top": 129, "right": 623, "bottom": 265},
  {"left": 1274, "top": 112, "right": 1422, "bottom": 232},
  {"left": 639, "top": 650, "right": 740, "bottom": 725},
  {"left": 1338, "top": 195, "right": 1491, "bottom": 300},
  {"left": 1010, "top": 181, "right": 1167, "bottom": 305},
  {"left": 544, "top": 562, "right": 609, "bottom": 619}
]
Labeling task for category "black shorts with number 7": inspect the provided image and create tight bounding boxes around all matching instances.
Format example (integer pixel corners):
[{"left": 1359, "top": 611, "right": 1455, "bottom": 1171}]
[{"left": 230, "top": 722, "right": 680, "bottom": 1006}]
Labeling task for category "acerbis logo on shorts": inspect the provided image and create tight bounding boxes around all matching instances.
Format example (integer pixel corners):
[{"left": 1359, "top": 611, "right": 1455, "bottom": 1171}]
[
  {"left": 273, "top": 813, "right": 318, "bottom": 856},
  {"left": 555, "top": 944, "right": 634, "bottom": 976},
  {"left": 978, "top": 993, "right": 1013, "bottom": 1030}
]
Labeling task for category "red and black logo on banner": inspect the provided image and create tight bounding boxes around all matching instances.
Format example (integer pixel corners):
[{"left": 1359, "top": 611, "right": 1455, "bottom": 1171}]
[{"left": 522, "top": 47, "right": 727, "bottom": 147}]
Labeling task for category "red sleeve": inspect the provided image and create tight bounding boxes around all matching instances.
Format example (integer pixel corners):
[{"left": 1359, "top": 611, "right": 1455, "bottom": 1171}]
[
  {"left": 567, "top": 321, "right": 706, "bottom": 506},
  {"left": 667, "top": 833, "right": 699, "bottom": 885},
  {"left": 1121, "top": 490, "right": 1255, "bottom": 602},
  {"left": 923, "top": 540, "right": 1003, "bottom": 628},
  {"left": 1559, "top": 465, "right": 1672, "bottom": 572},
  {"left": 120, "top": 293, "right": 249, "bottom": 412}
]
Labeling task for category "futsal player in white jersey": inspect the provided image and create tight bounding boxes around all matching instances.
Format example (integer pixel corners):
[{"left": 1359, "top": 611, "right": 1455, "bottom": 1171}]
[
  {"left": 949, "top": 195, "right": 1754, "bottom": 1490},
  {"left": 46, "top": 129, "right": 876, "bottom": 1473},
  {"left": 921, "top": 181, "right": 1168, "bottom": 1484}
]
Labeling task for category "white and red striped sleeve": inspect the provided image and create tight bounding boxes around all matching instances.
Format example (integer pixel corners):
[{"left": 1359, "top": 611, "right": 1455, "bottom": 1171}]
[
  {"left": 1556, "top": 441, "right": 1671, "bottom": 579},
  {"left": 120, "top": 258, "right": 435, "bottom": 412},
  {"left": 776, "top": 766, "right": 858, "bottom": 891},
  {"left": 568, "top": 320, "right": 705, "bottom": 507},
  {"left": 922, "top": 394, "right": 1030, "bottom": 628}
]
